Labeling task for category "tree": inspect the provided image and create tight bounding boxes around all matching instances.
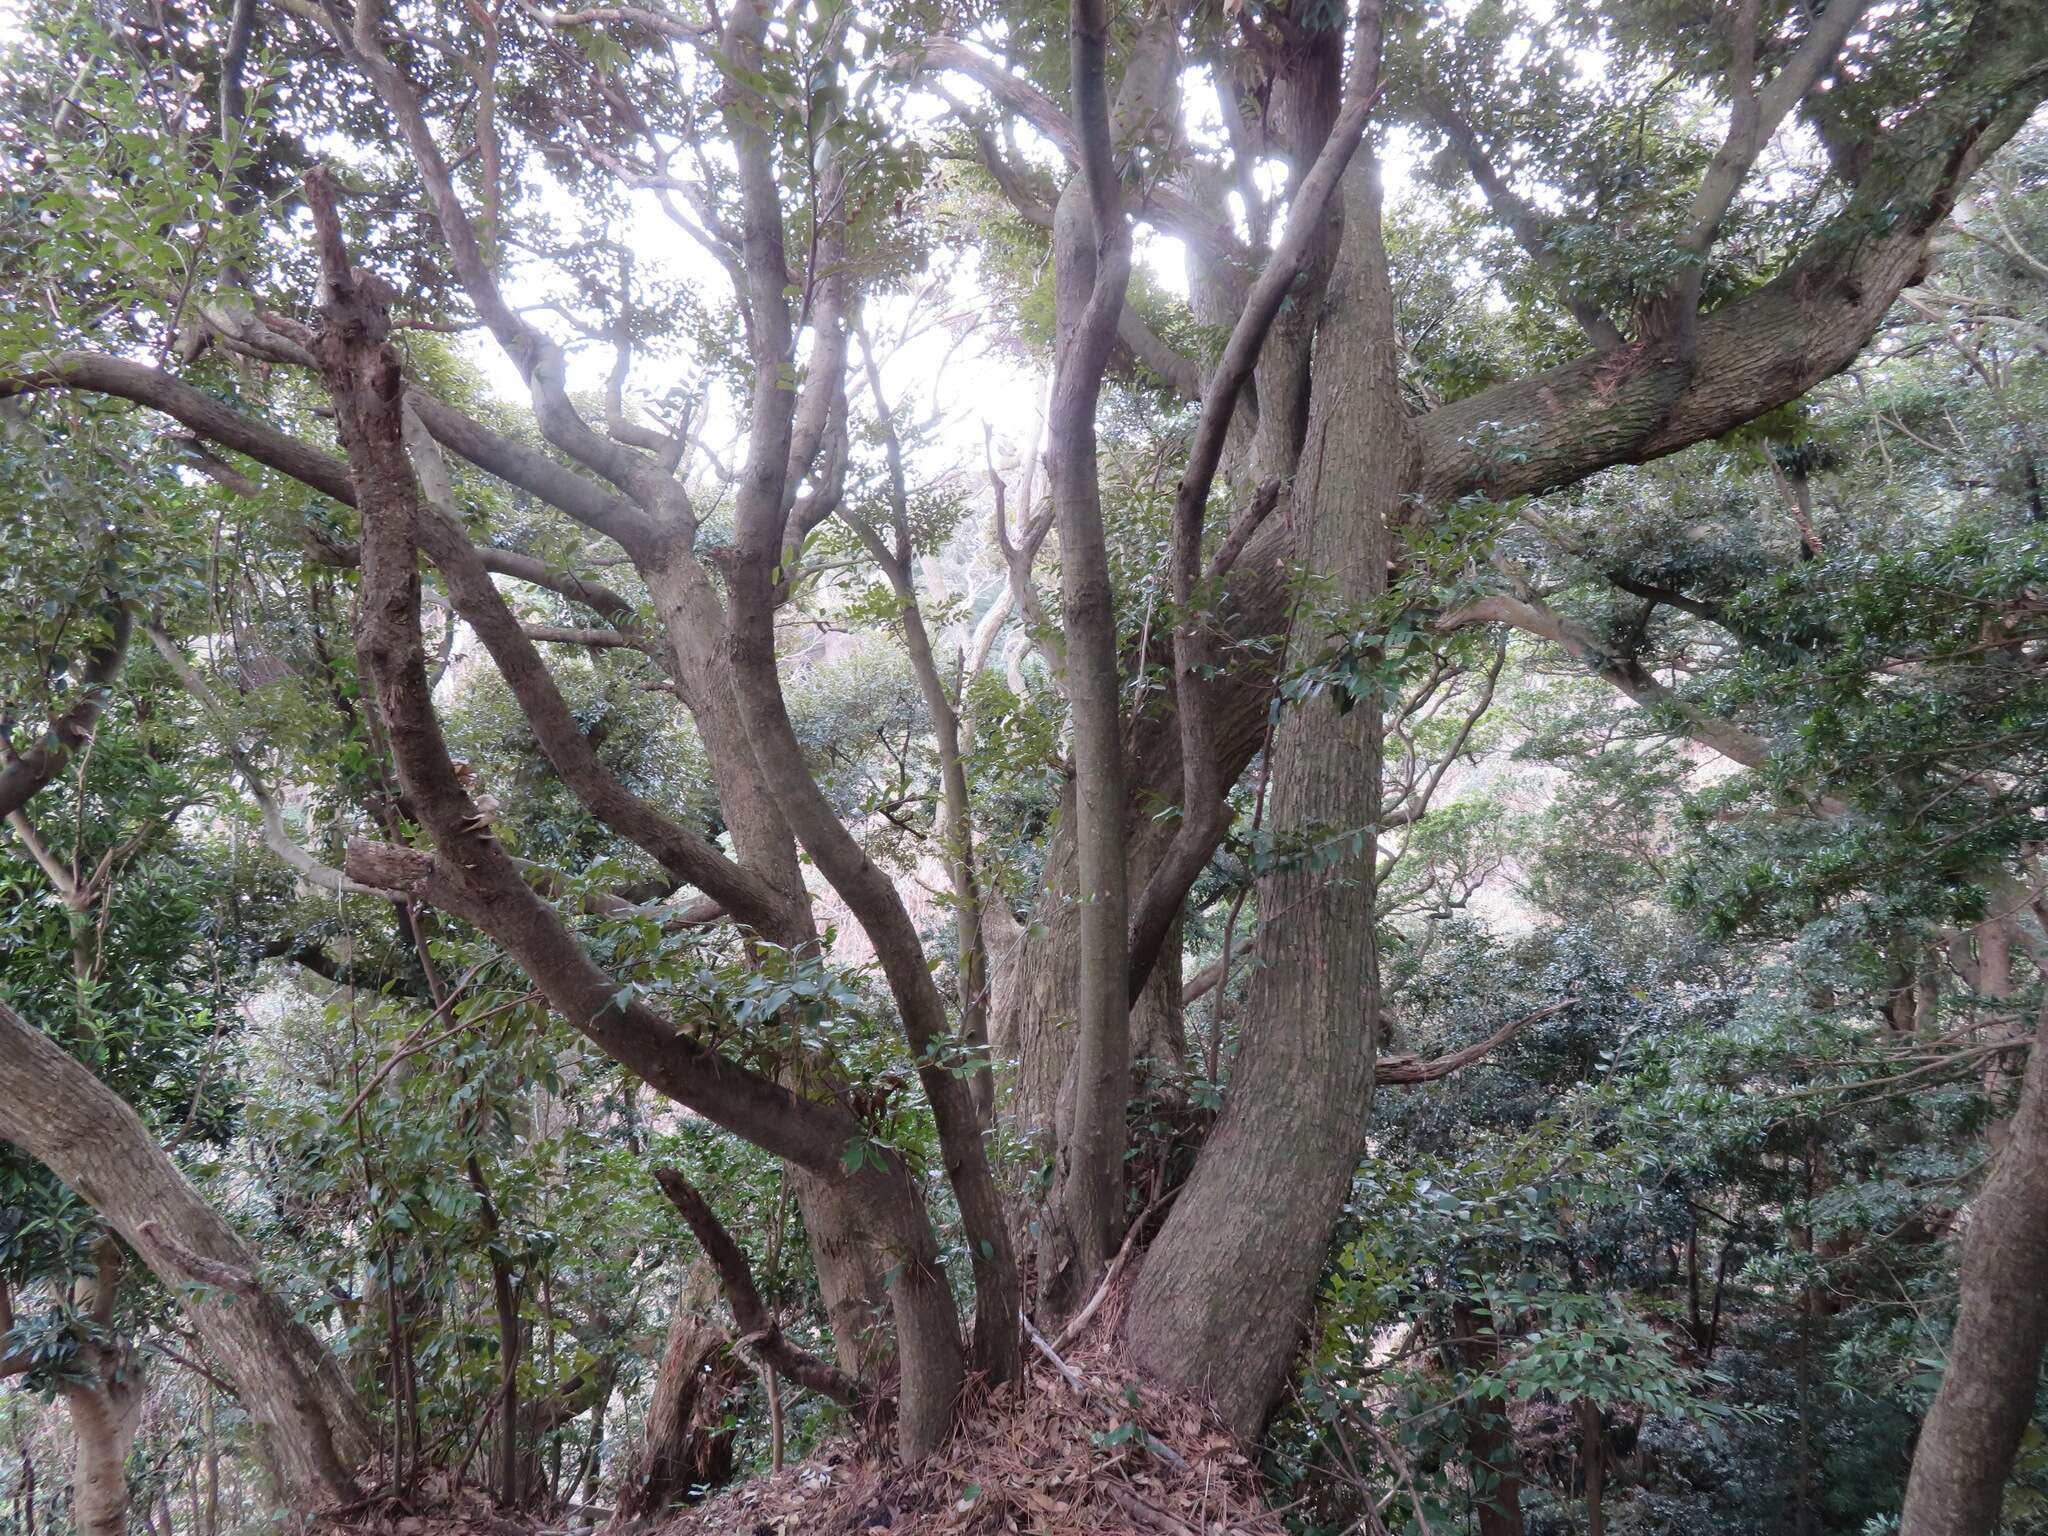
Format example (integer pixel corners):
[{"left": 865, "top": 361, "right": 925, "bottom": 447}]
[{"left": 1, "top": 0, "right": 2045, "bottom": 1516}]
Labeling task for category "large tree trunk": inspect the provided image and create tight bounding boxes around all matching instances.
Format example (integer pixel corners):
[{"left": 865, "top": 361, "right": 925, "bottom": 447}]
[
  {"left": 1900, "top": 1002, "right": 2048, "bottom": 1536},
  {"left": 643, "top": 555, "right": 893, "bottom": 1382},
  {"left": 1126, "top": 152, "right": 1406, "bottom": 1437},
  {"left": 0, "top": 1000, "right": 372, "bottom": 1515},
  {"left": 990, "top": 853, "right": 1187, "bottom": 1157}
]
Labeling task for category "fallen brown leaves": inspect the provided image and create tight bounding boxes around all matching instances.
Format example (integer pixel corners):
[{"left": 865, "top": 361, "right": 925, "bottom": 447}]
[{"left": 658, "top": 1284, "right": 1285, "bottom": 1536}]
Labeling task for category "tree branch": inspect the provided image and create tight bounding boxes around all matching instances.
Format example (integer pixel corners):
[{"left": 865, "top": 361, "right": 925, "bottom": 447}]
[
  {"left": 1422, "top": 98, "right": 1624, "bottom": 349},
  {"left": 400, "top": 407, "right": 797, "bottom": 933},
  {"left": 650, "top": 1168, "right": 861, "bottom": 1407},
  {"left": 0, "top": 596, "right": 129, "bottom": 823},
  {"left": 1375, "top": 998, "right": 1576, "bottom": 1085}
]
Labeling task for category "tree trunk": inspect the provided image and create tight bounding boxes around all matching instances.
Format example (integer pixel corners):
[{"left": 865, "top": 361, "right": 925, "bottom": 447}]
[
  {"left": 643, "top": 555, "right": 895, "bottom": 1384},
  {"left": 58, "top": 1379, "right": 140, "bottom": 1536},
  {"left": 0, "top": 1000, "right": 372, "bottom": 1515},
  {"left": 991, "top": 801, "right": 1194, "bottom": 1152},
  {"left": 1900, "top": 1003, "right": 2048, "bottom": 1536},
  {"left": 610, "top": 1269, "right": 744, "bottom": 1526},
  {"left": 1039, "top": 66, "right": 1137, "bottom": 1322},
  {"left": 1127, "top": 151, "right": 1407, "bottom": 1436},
  {"left": 1453, "top": 1303, "right": 1525, "bottom": 1536}
]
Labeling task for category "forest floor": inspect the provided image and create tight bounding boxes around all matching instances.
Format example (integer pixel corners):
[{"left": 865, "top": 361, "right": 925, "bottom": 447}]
[
  {"left": 320, "top": 1280, "right": 1283, "bottom": 1536},
  {"left": 655, "top": 1279, "right": 1281, "bottom": 1536}
]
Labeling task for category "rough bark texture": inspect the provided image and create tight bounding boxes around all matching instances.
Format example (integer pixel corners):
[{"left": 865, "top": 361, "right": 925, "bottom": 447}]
[
  {"left": 60, "top": 1248, "right": 141, "bottom": 1536},
  {"left": 1899, "top": 1014, "right": 2048, "bottom": 1536},
  {"left": 1127, "top": 153, "right": 1406, "bottom": 1437},
  {"left": 990, "top": 826, "right": 1192, "bottom": 1168},
  {"left": 611, "top": 1267, "right": 745, "bottom": 1525},
  {"left": 0, "top": 1001, "right": 372, "bottom": 1514}
]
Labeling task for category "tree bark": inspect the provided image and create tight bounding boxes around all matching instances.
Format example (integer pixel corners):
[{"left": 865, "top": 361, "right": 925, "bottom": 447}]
[
  {"left": 1034, "top": 0, "right": 1145, "bottom": 1320},
  {"left": 1453, "top": 1302, "right": 1526, "bottom": 1536},
  {"left": 713, "top": 0, "right": 1018, "bottom": 1402},
  {"left": 56, "top": 1240, "right": 141, "bottom": 1536},
  {"left": 1900, "top": 1010, "right": 2048, "bottom": 1536},
  {"left": 1579, "top": 1397, "right": 1606, "bottom": 1536},
  {"left": 1127, "top": 146, "right": 1406, "bottom": 1437},
  {"left": 59, "top": 1379, "right": 140, "bottom": 1536},
  {"left": 0, "top": 1000, "right": 371, "bottom": 1514},
  {"left": 610, "top": 1266, "right": 744, "bottom": 1526}
]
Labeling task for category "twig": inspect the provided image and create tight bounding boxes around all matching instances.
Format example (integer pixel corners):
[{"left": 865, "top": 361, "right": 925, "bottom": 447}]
[
  {"left": 1020, "top": 1307, "right": 1084, "bottom": 1393},
  {"left": 1052, "top": 1185, "right": 1180, "bottom": 1352}
]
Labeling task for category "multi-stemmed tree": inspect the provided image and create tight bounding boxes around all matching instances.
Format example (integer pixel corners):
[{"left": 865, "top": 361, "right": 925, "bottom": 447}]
[{"left": 2, "top": 0, "right": 2045, "bottom": 1525}]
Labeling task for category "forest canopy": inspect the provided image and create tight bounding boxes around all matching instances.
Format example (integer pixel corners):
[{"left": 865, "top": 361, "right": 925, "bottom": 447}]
[{"left": 0, "top": 0, "right": 2044, "bottom": 1532}]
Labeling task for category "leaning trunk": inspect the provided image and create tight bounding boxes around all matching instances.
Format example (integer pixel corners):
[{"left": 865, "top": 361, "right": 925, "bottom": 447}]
[
  {"left": 1900, "top": 999, "right": 2048, "bottom": 1536},
  {"left": 0, "top": 1001, "right": 372, "bottom": 1514},
  {"left": 1127, "top": 154, "right": 1407, "bottom": 1436}
]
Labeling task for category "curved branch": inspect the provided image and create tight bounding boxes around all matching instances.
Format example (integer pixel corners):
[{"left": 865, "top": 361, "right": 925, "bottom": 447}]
[
  {"left": 650, "top": 1168, "right": 861, "bottom": 1407},
  {"left": 6, "top": 352, "right": 648, "bottom": 628},
  {"left": 0, "top": 597, "right": 130, "bottom": 822},
  {"left": 1419, "top": 0, "right": 2042, "bottom": 507},
  {"left": 1422, "top": 98, "right": 1624, "bottom": 349},
  {"left": 1128, "top": 0, "right": 1386, "bottom": 1005},
  {"left": 306, "top": 0, "right": 672, "bottom": 548},
  {"left": 1375, "top": 998, "right": 1576, "bottom": 1085},
  {"left": 401, "top": 409, "right": 798, "bottom": 934},
  {"left": 915, "top": 36, "right": 1248, "bottom": 268},
  {"left": 1434, "top": 591, "right": 1771, "bottom": 768}
]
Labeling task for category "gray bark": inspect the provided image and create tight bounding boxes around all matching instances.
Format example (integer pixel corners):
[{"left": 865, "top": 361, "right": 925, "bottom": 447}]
[
  {"left": 1900, "top": 1008, "right": 2048, "bottom": 1536},
  {"left": 0, "top": 1000, "right": 372, "bottom": 1514},
  {"left": 1127, "top": 149, "right": 1407, "bottom": 1436}
]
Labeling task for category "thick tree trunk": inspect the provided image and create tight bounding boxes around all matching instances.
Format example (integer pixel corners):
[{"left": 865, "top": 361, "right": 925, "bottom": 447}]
[
  {"left": 0, "top": 1001, "right": 372, "bottom": 1514},
  {"left": 1900, "top": 1007, "right": 2048, "bottom": 1536},
  {"left": 1126, "top": 154, "right": 1406, "bottom": 1437},
  {"left": 991, "top": 794, "right": 1199, "bottom": 1159}
]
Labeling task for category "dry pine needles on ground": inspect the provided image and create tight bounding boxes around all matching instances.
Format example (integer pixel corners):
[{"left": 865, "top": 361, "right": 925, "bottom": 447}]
[{"left": 659, "top": 1281, "right": 1285, "bottom": 1536}]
